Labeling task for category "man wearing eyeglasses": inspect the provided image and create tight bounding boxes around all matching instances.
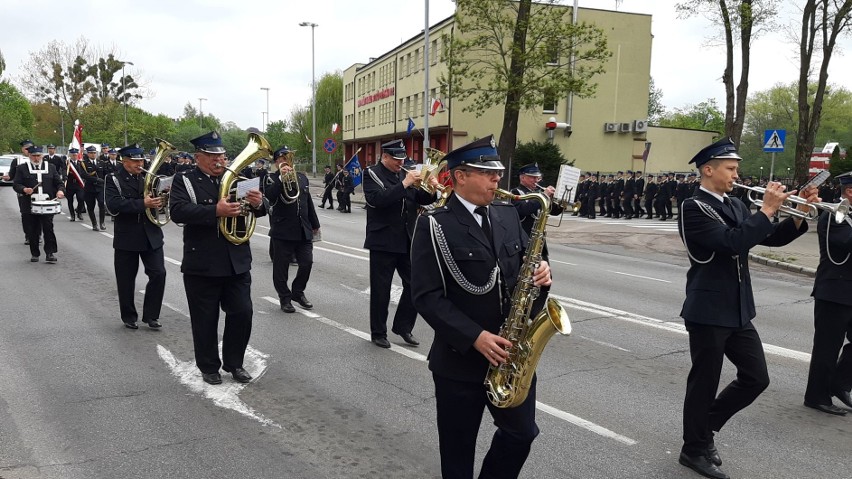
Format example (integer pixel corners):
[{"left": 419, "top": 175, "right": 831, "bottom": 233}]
[
  {"left": 362, "top": 139, "right": 437, "bottom": 348},
  {"left": 410, "top": 135, "right": 552, "bottom": 478}
]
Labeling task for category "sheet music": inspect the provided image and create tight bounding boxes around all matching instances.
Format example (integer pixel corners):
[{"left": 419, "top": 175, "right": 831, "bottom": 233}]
[
  {"left": 156, "top": 176, "right": 174, "bottom": 194},
  {"left": 554, "top": 165, "right": 581, "bottom": 203},
  {"left": 236, "top": 177, "right": 260, "bottom": 199}
]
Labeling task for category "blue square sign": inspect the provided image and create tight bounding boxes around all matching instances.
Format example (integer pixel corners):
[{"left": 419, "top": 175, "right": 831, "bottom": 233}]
[{"left": 763, "top": 130, "right": 785, "bottom": 152}]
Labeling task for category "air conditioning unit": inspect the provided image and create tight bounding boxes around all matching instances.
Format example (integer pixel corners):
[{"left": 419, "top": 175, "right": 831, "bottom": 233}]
[
  {"left": 633, "top": 119, "right": 648, "bottom": 132},
  {"left": 603, "top": 122, "right": 617, "bottom": 133},
  {"left": 619, "top": 122, "right": 632, "bottom": 133}
]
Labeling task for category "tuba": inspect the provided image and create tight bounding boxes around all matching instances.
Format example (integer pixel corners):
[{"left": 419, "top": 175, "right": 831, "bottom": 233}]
[
  {"left": 143, "top": 138, "right": 176, "bottom": 226},
  {"left": 218, "top": 132, "right": 273, "bottom": 245},
  {"left": 268, "top": 148, "right": 300, "bottom": 204},
  {"left": 484, "top": 188, "right": 572, "bottom": 408},
  {"left": 422, "top": 147, "right": 453, "bottom": 207}
]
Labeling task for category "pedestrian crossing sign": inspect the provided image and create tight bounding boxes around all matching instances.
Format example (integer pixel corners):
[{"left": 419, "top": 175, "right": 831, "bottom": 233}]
[{"left": 763, "top": 129, "right": 785, "bottom": 152}]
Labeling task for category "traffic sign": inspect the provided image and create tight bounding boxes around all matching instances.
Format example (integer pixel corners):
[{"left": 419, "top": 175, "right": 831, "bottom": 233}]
[
  {"left": 322, "top": 138, "right": 337, "bottom": 154},
  {"left": 763, "top": 129, "right": 785, "bottom": 152}
]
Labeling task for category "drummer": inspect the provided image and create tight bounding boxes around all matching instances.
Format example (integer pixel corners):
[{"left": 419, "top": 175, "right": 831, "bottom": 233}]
[{"left": 12, "top": 145, "right": 66, "bottom": 264}]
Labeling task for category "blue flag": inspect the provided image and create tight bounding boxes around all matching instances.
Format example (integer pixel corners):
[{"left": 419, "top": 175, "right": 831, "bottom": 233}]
[
  {"left": 407, "top": 117, "right": 415, "bottom": 136},
  {"left": 347, "top": 154, "right": 362, "bottom": 187}
]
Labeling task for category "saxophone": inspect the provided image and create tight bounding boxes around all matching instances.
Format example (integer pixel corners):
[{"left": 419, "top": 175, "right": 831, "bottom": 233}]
[{"left": 484, "top": 189, "right": 572, "bottom": 408}]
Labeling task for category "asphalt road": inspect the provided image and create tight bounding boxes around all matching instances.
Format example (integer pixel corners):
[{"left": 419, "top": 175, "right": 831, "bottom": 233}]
[{"left": 0, "top": 186, "right": 850, "bottom": 479}]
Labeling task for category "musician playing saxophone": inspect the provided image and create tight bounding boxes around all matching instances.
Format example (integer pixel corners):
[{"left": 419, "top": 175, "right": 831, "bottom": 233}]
[{"left": 411, "top": 135, "right": 551, "bottom": 479}]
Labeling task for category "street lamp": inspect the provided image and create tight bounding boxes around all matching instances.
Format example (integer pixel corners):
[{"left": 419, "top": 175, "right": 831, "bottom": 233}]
[
  {"left": 119, "top": 60, "right": 134, "bottom": 145},
  {"left": 760, "top": 166, "right": 764, "bottom": 182},
  {"left": 198, "top": 97, "right": 207, "bottom": 128},
  {"left": 260, "top": 87, "right": 270, "bottom": 132},
  {"left": 299, "top": 21, "right": 318, "bottom": 177}
]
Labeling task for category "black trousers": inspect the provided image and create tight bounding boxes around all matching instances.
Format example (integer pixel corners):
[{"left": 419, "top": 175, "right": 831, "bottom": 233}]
[
  {"left": 66, "top": 188, "right": 85, "bottom": 216},
  {"left": 654, "top": 198, "right": 668, "bottom": 218},
  {"left": 433, "top": 374, "right": 539, "bottom": 479},
  {"left": 613, "top": 195, "right": 622, "bottom": 217},
  {"left": 114, "top": 247, "right": 166, "bottom": 323},
  {"left": 634, "top": 197, "right": 643, "bottom": 216},
  {"left": 337, "top": 190, "right": 351, "bottom": 211},
  {"left": 84, "top": 190, "right": 105, "bottom": 226},
  {"left": 272, "top": 238, "right": 313, "bottom": 303},
  {"left": 320, "top": 186, "right": 334, "bottom": 207},
  {"left": 17, "top": 196, "right": 30, "bottom": 239},
  {"left": 622, "top": 196, "right": 634, "bottom": 217},
  {"left": 586, "top": 197, "right": 596, "bottom": 218},
  {"left": 682, "top": 321, "right": 769, "bottom": 456},
  {"left": 805, "top": 299, "right": 852, "bottom": 405},
  {"left": 644, "top": 198, "right": 654, "bottom": 217},
  {"left": 24, "top": 213, "right": 57, "bottom": 257},
  {"left": 665, "top": 197, "right": 674, "bottom": 217},
  {"left": 183, "top": 272, "right": 253, "bottom": 374},
  {"left": 369, "top": 249, "right": 417, "bottom": 339}
]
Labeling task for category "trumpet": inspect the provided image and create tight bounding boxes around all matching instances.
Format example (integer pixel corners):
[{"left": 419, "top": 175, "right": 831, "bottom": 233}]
[
  {"left": 268, "top": 149, "right": 299, "bottom": 204},
  {"left": 733, "top": 183, "right": 850, "bottom": 223}
]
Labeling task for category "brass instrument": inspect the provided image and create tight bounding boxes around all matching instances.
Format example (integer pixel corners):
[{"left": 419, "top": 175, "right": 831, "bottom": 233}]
[
  {"left": 418, "top": 147, "right": 453, "bottom": 207},
  {"left": 268, "top": 148, "right": 299, "bottom": 204},
  {"left": 484, "top": 188, "right": 571, "bottom": 408},
  {"left": 734, "top": 183, "right": 849, "bottom": 223},
  {"left": 143, "top": 138, "right": 176, "bottom": 226},
  {"left": 218, "top": 132, "right": 273, "bottom": 245}
]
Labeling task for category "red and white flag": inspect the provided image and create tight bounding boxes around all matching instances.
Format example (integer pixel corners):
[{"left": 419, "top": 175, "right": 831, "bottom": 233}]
[
  {"left": 66, "top": 120, "right": 86, "bottom": 187},
  {"left": 331, "top": 123, "right": 340, "bottom": 134},
  {"left": 430, "top": 98, "right": 444, "bottom": 116}
]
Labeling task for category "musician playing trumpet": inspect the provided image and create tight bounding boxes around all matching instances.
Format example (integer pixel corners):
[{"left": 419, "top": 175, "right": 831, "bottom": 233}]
[
  {"left": 677, "top": 137, "right": 819, "bottom": 479},
  {"left": 511, "top": 163, "right": 564, "bottom": 250},
  {"left": 104, "top": 145, "right": 167, "bottom": 330}
]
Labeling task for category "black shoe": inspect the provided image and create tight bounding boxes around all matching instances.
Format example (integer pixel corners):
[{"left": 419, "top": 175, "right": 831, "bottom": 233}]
[
  {"left": 372, "top": 337, "right": 391, "bottom": 349},
  {"left": 70, "top": 217, "right": 76, "bottom": 222},
  {"left": 99, "top": 224, "right": 106, "bottom": 231},
  {"left": 92, "top": 224, "right": 99, "bottom": 231},
  {"left": 77, "top": 213, "right": 84, "bottom": 220},
  {"left": 202, "top": 372, "right": 222, "bottom": 385},
  {"left": 293, "top": 295, "right": 313, "bottom": 309},
  {"left": 143, "top": 318, "right": 162, "bottom": 329},
  {"left": 678, "top": 452, "right": 729, "bottom": 479},
  {"left": 398, "top": 332, "right": 420, "bottom": 346},
  {"left": 834, "top": 390, "right": 852, "bottom": 409},
  {"left": 223, "top": 366, "right": 252, "bottom": 383},
  {"left": 280, "top": 301, "right": 296, "bottom": 313},
  {"left": 45, "top": 254, "right": 57, "bottom": 264},
  {"left": 30, "top": 256, "right": 39, "bottom": 263},
  {"left": 327, "top": 206, "right": 334, "bottom": 209},
  {"left": 123, "top": 320, "right": 138, "bottom": 330},
  {"left": 319, "top": 204, "right": 325, "bottom": 208},
  {"left": 706, "top": 443, "right": 722, "bottom": 466},
  {"left": 659, "top": 217, "right": 667, "bottom": 221},
  {"left": 804, "top": 401, "right": 847, "bottom": 416},
  {"left": 24, "top": 239, "right": 30, "bottom": 245}
]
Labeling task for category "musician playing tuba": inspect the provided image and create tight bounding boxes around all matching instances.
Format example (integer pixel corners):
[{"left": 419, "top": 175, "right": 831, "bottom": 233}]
[
  {"left": 169, "top": 131, "right": 267, "bottom": 385},
  {"left": 104, "top": 144, "right": 167, "bottom": 330},
  {"left": 410, "top": 136, "right": 553, "bottom": 478}
]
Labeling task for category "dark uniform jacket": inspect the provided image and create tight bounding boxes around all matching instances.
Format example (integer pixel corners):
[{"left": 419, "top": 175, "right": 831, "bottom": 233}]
[
  {"left": 511, "top": 184, "right": 564, "bottom": 234},
  {"left": 586, "top": 180, "right": 599, "bottom": 202},
  {"left": 679, "top": 188, "right": 807, "bottom": 327},
  {"left": 65, "top": 159, "right": 86, "bottom": 192},
  {"left": 80, "top": 157, "right": 101, "bottom": 193},
  {"left": 411, "top": 195, "right": 528, "bottom": 382},
  {"left": 98, "top": 159, "right": 120, "bottom": 190},
  {"left": 634, "top": 177, "right": 645, "bottom": 199},
  {"left": 169, "top": 167, "right": 267, "bottom": 277},
  {"left": 265, "top": 171, "right": 320, "bottom": 241},
  {"left": 645, "top": 180, "right": 658, "bottom": 199},
  {"left": 363, "top": 163, "right": 436, "bottom": 254},
  {"left": 44, "top": 154, "right": 66, "bottom": 180},
  {"left": 676, "top": 181, "right": 691, "bottom": 204},
  {"left": 624, "top": 177, "right": 635, "bottom": 199},
  {"left": 812, "top": 211, "right": 852, "bottom": 306},
  {"left": 104, "top": 169, "right": 165, "bottom": 252},
  {"left": 12, "top": 162, "right": 65, "bottom": 214}
]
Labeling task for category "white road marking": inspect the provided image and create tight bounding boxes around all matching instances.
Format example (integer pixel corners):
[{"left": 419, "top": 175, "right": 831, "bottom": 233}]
[
  {"left": 157, "top": 343, "right": 279, "bottom": 428},
  {"left": 605, "top": 270, "right": 671, "bottom": 283},
  {"left": 551, "top": 294, "right": 812, "bottom": 362},
  {"left": 315, "top": 245, "right": 369, "bottom": 261},
  {"left": 550, "top": 259, "right": 578, "bottom": 266},
  {"left": 165, "top": 256, "right": 181, "bottom": 266},
  {"left": 577, "top": 335, "right": 631, "bottom": 352},
  {"left": 320, "top": 239, "right": 370, "bottom": 254},
  {"left": 259, "top": 296, "right": 636, "bottom": 446}
]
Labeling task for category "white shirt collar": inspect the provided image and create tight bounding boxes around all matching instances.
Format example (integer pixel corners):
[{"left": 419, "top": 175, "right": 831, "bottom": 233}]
[
  {"left": 699, "top": 185, "right": 729, "bottom": 203},
  {"left": 455, "top": 193, "right": 487, "bottom": 226}
]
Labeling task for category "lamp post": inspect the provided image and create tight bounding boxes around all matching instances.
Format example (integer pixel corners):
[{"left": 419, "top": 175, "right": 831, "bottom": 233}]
[
  {"left": 760, "top": 166, "right": 764, "bottom": 183},
  {"left": 119, "top": 60, "right": 134, "bottom": 145},
  {"left": 260, "top": 87, "right": 270, "bottom": 133},
  {"left": 299, "top": 21, "right": 318, "bottom": 177},
  {"left": 198, "top": 97, "right": 207, "bottom": 128}
]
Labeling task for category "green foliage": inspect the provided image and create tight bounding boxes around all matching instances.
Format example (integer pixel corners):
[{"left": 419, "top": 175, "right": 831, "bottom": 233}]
[
  {"left": 0, "top": 81, "right": 34, "bottom": 153},
  {"left": 442, "top": 0, "right": 611, "bottom": 117},
  {"left": 829, "top": 145, "right": 852, "bottom": 178},
  {"left": 284, "top": 72, "right": 345, "bottom": 166},
  {"left": 657, "top": 99, "right": 725, "bottom": 133},
  {"left": 512, "top": 140, "right": 572, "bottom": 186},
  {"left": 648, "top": 78, "right": 665, "bottom": 124}
]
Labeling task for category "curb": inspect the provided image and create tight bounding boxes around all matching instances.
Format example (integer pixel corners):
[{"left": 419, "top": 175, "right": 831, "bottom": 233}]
[{"left": 748, "top": 253, "right": 816, "bottom": 278}]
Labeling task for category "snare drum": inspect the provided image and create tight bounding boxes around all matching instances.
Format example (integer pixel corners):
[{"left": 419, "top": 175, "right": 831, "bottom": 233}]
[{"left": 31, "top": 200, "right": 62, "bottom": 215}]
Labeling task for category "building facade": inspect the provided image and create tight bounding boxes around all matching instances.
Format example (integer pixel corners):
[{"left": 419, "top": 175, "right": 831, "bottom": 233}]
[{"left": 342, "top": 5, "right": 715, "bottom": 176}]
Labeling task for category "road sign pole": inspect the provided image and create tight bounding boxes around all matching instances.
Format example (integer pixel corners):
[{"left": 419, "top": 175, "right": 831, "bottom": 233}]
[{"left": 770, "top": 152, "right": 775, "bottom": 182}]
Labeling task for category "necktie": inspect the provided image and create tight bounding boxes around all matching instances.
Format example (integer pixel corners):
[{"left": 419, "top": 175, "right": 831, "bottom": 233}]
[{"left": 474, "top": 206, "right": 492, "bottom": 244}]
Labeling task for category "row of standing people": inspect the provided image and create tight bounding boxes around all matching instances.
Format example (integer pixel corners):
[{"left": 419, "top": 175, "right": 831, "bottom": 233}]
[{"left": 574, "top": 170, "right": 702, "bottom": 220}]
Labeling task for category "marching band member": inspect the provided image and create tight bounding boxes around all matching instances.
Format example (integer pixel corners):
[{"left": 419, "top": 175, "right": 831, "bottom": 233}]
[
  {"left": 104, "top": 145, "right": 167, "bottom": 330},
  {"left": 804, "top": 171, "right": 852, "bottom": 415},
  {"left": 13, "top": 145, "right": 65, "bottom": 263},
  {"left": 677, "top": 137, "right": 817, "bottom": 479},
  {"left": 65, "top": 148, "right": 87, "bottom": 221},
  {"left": 82, "top": 145, "right": 107, "bottom": 231},
  {"left": 410, "top": 135, "right": 551, "bottom": 479},
  {"left": 169, "top": 131, "right": 266, "bottom": 385},
  {"left": 264, "top": 146, "right": 320, "bottom": 314}
]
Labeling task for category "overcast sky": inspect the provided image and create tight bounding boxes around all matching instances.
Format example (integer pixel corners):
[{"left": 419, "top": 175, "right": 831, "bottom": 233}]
[{"left": 3, "top": 0, "right": 851, "bottom": 133}]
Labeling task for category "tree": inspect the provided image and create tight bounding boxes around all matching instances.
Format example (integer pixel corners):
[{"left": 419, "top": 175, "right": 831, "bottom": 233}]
[
  {"left": 828, "top": 144, "right": 852, "bottom": 178},
  {"left": 0, "top": 49, "right": 6, "bottom": 78},
  {"left": 648, "top": 77, "right": 665, "bottom": 125},
  {"left": 0, "top": 81, "right": 34, "bottom": 153},
  {"left": 676, "top": 0, "right": 780, "bottom": 146},
  {"left": 792, "top": 0, "right": 852, "bottom": 185},
  {"left": 443, "top": 0, "right": 610, "bottom": 174},
  {"left": 512, "top": 140, "right": 572, "bottom": 187},
  {"left": 285, "top": 72, "right": 344, "bottom": 166},
  {"left": 657, "top": 99, "right": 725, "bottom": 133}
]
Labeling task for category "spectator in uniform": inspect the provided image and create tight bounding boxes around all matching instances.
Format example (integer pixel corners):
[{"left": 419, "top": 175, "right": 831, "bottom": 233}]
[{"left": 320, "top": 165, "right": 335, "bottom": 210}]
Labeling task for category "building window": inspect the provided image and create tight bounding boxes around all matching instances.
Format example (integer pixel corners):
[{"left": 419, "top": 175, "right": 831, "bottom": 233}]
[
  {"left": 543, "top": 89, "right": 557, "bottom": 113},
  {"left": 431, "top": 39, "right": 438, "bottom": 65},
  {"left": 545, "top": 40, "right": 559, "bottom": 65}
]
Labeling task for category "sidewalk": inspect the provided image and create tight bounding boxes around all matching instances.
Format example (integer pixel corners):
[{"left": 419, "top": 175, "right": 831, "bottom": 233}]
[{"left": 305, "top": 175, "right": 821, "bottom": 277}]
